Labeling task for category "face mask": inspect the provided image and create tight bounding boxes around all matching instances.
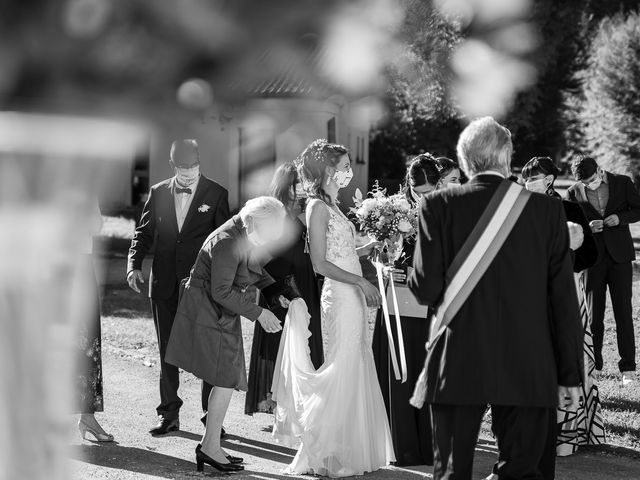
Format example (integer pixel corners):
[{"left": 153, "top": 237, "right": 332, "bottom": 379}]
[
  {"left": 176, "top": 165, "right": 200, "bottom": 187},
  {"left": 586, "top": 173, "right": 602, "bottom": 191},
  {"left": 333, "top": 167, "right": 353, "bottom": 188},
  {"left": 525, "top": 178, "right": 548, "bottom": 194}
]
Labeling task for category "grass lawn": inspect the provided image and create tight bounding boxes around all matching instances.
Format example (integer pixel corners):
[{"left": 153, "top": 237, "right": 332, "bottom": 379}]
[
  {"left": 595, "top": 273, "right": 640, "bottom": 452},
  {"left": 101, "top": 215, "right": 135, "bottom": 240}
]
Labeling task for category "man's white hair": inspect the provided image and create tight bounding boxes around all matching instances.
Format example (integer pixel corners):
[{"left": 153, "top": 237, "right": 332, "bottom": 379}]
[
  {"left": 239, "top": 196, "right": 285, "bottom": 225},
  {"left": 456, "top": 117, "right": 513, "bottom": 176}
]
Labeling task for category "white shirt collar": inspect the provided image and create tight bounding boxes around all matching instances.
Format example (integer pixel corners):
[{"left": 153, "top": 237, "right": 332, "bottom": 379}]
[{"left": 472, "top": 170, "right": 505, "bottom": 179}]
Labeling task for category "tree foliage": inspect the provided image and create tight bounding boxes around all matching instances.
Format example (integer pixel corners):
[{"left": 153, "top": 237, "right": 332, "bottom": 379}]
[
  {"left": 504, "top": 0, "right": 590, "bottom": 167},
  {"left": 371, "top": 0, "right": 640, "bottom": 183},
  {"left": 574, "top": 11, "right": 640, "bottom": 183},
  {"left": 370, "top": 2, "right": 461, "bottom": 189}
]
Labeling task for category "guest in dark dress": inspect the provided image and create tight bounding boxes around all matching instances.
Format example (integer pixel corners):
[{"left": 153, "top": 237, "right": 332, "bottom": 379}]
[
  {"left": 245, "top": 163, "right": 324, "bottom": 415},
  {"left": 372, "top": 153, "right": 444, "bottom": 466},
  {"left": 75, "top": 196, "right": 113, "bottom": 442}
]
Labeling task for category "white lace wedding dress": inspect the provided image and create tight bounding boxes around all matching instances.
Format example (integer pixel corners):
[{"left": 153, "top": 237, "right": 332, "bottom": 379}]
[{"left": 271, "top": 205, "right": 395, "bottom": 478}]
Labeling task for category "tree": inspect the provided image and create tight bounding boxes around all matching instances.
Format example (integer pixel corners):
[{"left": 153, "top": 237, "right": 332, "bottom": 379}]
[
  {"left": 371, "top": 0, "right": 596, "bottom": 179},
  {"left": 560, "top": 2, "right": 640, "bottom": 168},
  {"left": 370, "top": 2, "right": 461, "bottom": 190},
  {"left": 574, "top": 11, "right": 640, "bottom": 184},
  {"left": 502, "top": 0, "right": 591, "bottom": 167}
]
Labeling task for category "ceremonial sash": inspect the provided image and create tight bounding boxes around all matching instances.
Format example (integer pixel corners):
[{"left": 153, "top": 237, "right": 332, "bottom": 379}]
[{"left": 410, "top": 180, "right": 531, "bottom": 407}]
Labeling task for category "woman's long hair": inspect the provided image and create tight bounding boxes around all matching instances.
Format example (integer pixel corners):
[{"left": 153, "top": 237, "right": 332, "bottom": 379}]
[
  {"left": 296, "top": 139, "right": 349, "bottom": 205},
  {"left": 403, "top": 153, "right": 440, "bottom": 203},
  {"left": 269, "top": 162, "right": 298, "bottom": 211},
  {"left": 521, "top": 156, "right": 562, "bottom": 198},
  {"left": 436, "top": 157, "right": 468, "bottom": 184}
]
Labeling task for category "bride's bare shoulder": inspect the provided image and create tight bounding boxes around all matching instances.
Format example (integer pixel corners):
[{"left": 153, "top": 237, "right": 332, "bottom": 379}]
[{"left": 306, "top": 198, "right": 329, "bottom": 215}]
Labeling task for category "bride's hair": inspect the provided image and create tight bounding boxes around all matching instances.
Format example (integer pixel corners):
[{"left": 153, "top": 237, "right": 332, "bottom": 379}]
[{"left": 295, "top": 139, "right": 348, "bottom": 205}]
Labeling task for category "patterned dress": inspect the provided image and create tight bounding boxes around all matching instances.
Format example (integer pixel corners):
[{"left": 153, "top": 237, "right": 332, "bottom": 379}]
[
  {"left": 74, "top": 254, "right": 104, "bottom": 414},
  {"left": 556, "top": 272, "right": 606, "bottom": 455}
]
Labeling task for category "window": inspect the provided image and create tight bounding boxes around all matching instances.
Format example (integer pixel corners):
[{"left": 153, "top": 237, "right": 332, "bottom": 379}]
[
  {"left": 327, "top": 117, "right": 336, "bottom": 143},
  {"left": 354, "top": 135, "right": 366, "bottom": 164},
  {"left": 238, "top": 127, "right": 276, "bottom": 204}
]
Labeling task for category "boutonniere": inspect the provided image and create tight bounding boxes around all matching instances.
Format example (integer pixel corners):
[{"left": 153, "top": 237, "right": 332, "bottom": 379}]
[{"left": 198, "top": 204, "right": 210, "bottom": 213}]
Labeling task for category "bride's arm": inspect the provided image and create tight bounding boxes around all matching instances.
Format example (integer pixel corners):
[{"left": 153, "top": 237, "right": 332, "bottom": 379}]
[
  {"left": 306, "top": 199, "right": 381, "bottom": 307},
  {"left": 356, "top": 240, "right": 380, "bottom": 257}
]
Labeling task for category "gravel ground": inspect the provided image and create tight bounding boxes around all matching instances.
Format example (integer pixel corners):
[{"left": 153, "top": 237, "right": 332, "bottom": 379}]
[
  {"left": 70, "top": 328, "right": 640, "bottom": 480},
  {"left": 71, "top": 256, "right": 640, "bottom": 479}
]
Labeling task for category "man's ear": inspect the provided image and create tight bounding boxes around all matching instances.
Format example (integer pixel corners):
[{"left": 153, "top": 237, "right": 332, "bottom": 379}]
[{"left": 169, "top": 159, "right": 176, "bottom": 170}]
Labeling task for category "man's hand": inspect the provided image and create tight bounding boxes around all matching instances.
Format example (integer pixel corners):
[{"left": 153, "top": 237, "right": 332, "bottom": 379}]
[
  {"left": 257, "top": 308, "right": 282, "bottom": 333},
  {"left": 589, "top": 219, "right": 604, "bottom": 233},
  {"left": 391, "top": 268, "right": 407, "bottom": 284},
  {"left": 567, "top": 222, "right": 584, "bottom": 251},
  {"left": 558, "top": 385, "right": 581, "bottom": 411},
  {"left": 127, "top": 270, "right": 145, "bottom": 293},
  {"left": 604, "top": 214, "right": 620, "bottom": 227}
]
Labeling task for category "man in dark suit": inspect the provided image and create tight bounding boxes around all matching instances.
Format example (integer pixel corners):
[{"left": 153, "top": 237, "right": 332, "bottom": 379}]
[
  {"left": 409, "top": 117, "right": 583, "bottom": 480},
  {"left": 127, "top": 139, "right": 230, "bottom": 435},
  {"left": 567, "top": 157, "right": 640, "bottom": 385}
]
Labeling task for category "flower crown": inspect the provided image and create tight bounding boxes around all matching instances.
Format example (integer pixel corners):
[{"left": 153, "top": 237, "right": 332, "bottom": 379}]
[{"left": 295, "top": 139, "right": 346, "bottom": 167}]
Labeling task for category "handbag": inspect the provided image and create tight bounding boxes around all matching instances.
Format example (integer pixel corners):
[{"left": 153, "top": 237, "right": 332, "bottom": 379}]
[{"left": 410, "top": 180, "right": 531, "bottom": 407}]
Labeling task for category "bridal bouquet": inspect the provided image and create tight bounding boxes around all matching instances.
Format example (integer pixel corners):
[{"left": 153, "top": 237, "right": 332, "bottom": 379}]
[
  {"left": 350, "top": 182, "right": 417, "bottom": 384},
  {"left": 349, "top": 181, "right": 418, "bottom": 266}
]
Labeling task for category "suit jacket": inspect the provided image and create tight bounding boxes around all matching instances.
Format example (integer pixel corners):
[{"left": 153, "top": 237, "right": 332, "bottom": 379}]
[
  {"left": 127, "top": 175, "right": 230, "bottom": 299},
  {"left": 566, "top": 172, "right": 640, "bottom": 264},
  {"left": 409, "top": 175, "right": 583, "bottom": 408},
  {"left": 165, "top": 215, "right": 274, "bottom": 390},
  {"left": 562, "top": 199, "right": 598, "bottom": 273}
]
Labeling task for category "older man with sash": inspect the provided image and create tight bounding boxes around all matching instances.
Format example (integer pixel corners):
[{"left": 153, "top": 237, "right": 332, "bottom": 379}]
[{"left": 409, "top": 117, "right": 584, "bottom": 480}]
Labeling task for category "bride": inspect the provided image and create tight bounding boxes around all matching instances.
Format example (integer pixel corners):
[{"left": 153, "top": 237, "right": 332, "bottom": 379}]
[{"left": 271, "top": 139, "right": 395, "bottom": 477}]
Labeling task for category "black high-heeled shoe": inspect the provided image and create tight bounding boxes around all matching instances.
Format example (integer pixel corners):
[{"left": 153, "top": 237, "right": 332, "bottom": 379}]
[
  {"left": 196, "top": 443, "right": 243, "bottom": 464},
  {"left": 195, "top": 444, "right": 244, "bottom": 473}
]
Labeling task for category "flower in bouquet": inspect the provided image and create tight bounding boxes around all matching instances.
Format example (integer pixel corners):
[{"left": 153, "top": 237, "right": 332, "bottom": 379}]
[
  {"left": 397, "top": 219, "right": 413, "bottom": 233},
  {"left": 350, "top": 181, "right": 419, "bottom": 265}
]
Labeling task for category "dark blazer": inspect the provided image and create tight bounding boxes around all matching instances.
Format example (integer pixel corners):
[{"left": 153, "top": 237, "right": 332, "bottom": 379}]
[
  {"left": 562, "top": 199, "right": 598, "bottom": 273},
  {"left": 409, "top": 175, "right": 583, "bottom": 408},
  {"left": 127, "top": 175, "right": 230, "bottom": 299},
  {"left": 165, "top": 215, "right": 274, "bottom": 390},
  {"left": 566, "top": 172, "right": 640, "bottom": 264}
]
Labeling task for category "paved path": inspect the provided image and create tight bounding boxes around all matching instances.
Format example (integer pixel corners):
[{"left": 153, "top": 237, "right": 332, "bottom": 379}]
[{"left": 71, "top": 331, "right": 640, "bottom": 480}]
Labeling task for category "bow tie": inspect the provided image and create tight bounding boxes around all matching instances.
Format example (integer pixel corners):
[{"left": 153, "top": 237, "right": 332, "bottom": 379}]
[{"left": 176, "top": 187, "right": 192, "bottom": 195}]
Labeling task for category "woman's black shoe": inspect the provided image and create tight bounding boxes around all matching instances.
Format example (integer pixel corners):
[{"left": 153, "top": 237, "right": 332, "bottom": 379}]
[
  {"left": 226, "top": 455, "right": 244, "bottom": 464},
  {"left": 196, "top": 444, "right": 244, "bottom": 473}
]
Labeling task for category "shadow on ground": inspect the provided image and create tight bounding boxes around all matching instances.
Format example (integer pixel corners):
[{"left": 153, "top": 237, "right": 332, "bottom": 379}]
[
  {"left": 223, "top": 434, "right": 298, "bottom": 465},
  {"left": 70, "top": 444, "right": 213, "bottom": 479}
]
